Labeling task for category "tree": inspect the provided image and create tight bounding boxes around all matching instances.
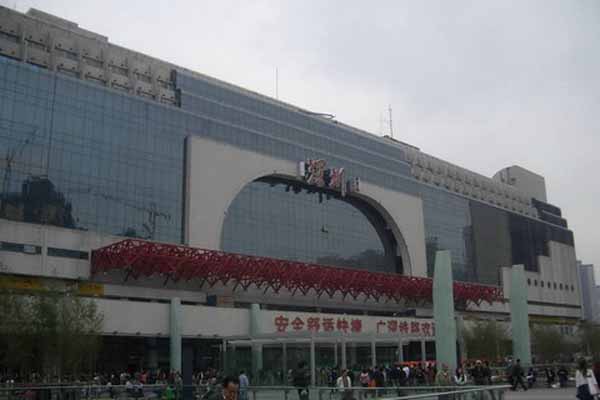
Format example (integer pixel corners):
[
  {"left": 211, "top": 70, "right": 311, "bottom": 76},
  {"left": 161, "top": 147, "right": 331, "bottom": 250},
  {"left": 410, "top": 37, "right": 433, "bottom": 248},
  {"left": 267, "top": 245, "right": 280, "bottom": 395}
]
[
  {"left": 531, "top": 325, "right": 575, "bottom": 363},
  {"left": 463, "top": 319, "right": 511, "bottom": 361},
  {"left": 0, "top": 279, "right": 103, "bottom": 378},
  {"left": 579, "top": 322, "right": 600, "bottom": 358}
]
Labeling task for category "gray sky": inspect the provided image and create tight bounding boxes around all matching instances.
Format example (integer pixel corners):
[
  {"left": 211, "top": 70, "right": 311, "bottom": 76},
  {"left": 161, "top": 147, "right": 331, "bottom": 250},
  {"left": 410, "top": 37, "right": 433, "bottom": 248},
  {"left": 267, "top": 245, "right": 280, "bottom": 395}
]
[{"left": 5, "top": 0, "right": 600, "bottom": 277}]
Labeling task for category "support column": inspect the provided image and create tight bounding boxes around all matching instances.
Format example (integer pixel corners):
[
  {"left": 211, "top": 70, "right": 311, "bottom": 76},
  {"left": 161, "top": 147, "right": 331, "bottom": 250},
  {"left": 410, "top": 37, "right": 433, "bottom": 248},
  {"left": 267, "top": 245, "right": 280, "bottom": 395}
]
[
  {"left": 420, "top": 341, "right": 426, "bottom": 362},
  {"left": 282, "top": 342, "right": 288, "bottom": 373},
  {"left": 334, "top": 342, "right": 339, "bottom": 367},
  {"left": 249, "top": 304, "right": 263, "bottom": 381},
  {"left": 433, "top": 250, "right": 457, "bottom": 371},
  {"left": 146, "top": 338, "right": 158, "bottom": 371},
  {"left": 341, "top": 339, "right": 347, "bottom": 369},
  {"left": 371, "top": 338, "right": 377, "bottom": 367},
  {"left": 398, "top": 340, "right": 403, "bottom": 363},
  {"left": 510, "top": 265, "right": 532, "bottom": 366},
  {"left": 350, "top": 343, "right": 357, "bottom": 367},
  {"left": 222, "top": 340, "right": 228, "bottom": 375},
  {"left": 170, "top": 297, "right": 182, "bottom": 373},
  {"left": 310, "top": 339, "right": 316, "bottom": 386}
]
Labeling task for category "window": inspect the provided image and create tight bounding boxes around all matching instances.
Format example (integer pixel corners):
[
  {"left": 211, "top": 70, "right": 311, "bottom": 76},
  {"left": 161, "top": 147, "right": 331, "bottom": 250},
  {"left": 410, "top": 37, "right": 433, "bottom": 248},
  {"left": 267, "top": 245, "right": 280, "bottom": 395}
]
[
  {"left": 0, "top": 241, "right": 41, "bottom": 254},
  {"left": 559, "top": 283, "right": 563, "bottom": 290},
  {"left": 0, "top": 31, "right": 19, "bottom": 43},
  {"left": 541, "top": 281, "right": 544, "bottom": 288},
  {"left": 47, "top": 247, "right": 89, "bottom": 260},
  {"left": 534, "top": 280, "right": 538, "bottom": 287},
  {"left": 553, "top": 283, "right": 557, "bottom": 289},
  {"left": 527, "top": 278, "right": 531, "bottom": 286}
]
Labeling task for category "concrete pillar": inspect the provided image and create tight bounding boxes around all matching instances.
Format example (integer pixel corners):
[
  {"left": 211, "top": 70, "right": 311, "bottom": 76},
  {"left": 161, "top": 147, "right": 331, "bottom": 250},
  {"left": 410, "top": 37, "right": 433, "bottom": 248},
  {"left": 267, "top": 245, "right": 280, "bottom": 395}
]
[
  {"left": 433, "top": 250, "right": 457, "bottom": 371},
  {"left": 341, "top": 339, "right": 347, "bottom": 369},
  {"left": 222, "top": 340, "right": 228, "bottom": 375},
  {"left": 398, "top": 341, "right": 404, "bottom": 363},
  {"left": 510, "top": 265, "right": 532, "bottom": 366},
  {"left": 310, "top": 339, "right": 316, "bottom": 386},
  {"left": 170, "top": 297, "right": 182, "bottom": 373},
  {"left": 350, "top": 343, "right": 357, "bottom": 367},
  {"left": 334, "top": 342, "right": 339, "bottom": 367},
  {"left": 420, "top": 341, "right": 426, "bottom": 362},
  {"left": 146, "top": 338, "right": 158, "bottom": 371},
  {"left": 282, "top": 342, "right": 288, "bottom": 373},
  {"left": 371, "top": 339, "right": 377, "bottom": 367},
  {"left": 249, "top": 304, "right": 263, "bottom": 381}
]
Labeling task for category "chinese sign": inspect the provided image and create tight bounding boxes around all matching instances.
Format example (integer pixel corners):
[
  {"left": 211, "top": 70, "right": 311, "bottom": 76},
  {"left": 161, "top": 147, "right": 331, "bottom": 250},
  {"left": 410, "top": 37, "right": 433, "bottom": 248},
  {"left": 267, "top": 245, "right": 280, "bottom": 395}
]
[
  {"left": 298, "top": 160, "right": 360, "bottom": 196},
  {"left": 272, "top": 314, "right": 435, "bottom": 338}
]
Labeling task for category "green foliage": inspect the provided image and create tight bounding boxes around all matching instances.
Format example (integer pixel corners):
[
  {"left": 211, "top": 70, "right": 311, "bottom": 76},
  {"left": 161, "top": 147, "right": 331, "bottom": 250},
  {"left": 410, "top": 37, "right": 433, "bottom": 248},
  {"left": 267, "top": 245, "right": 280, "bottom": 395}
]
[
  {"left": 579, "top": 322, "right": 600, "bottom": 358},
  {"left": 463, "top": 319, "right": 511, "bottom": 360},
  {"left": 0, "top": 283, "right": 103, "bottom": 377},
  {"left": 531, "top": 324, "right": 574, "bottom": 363}
]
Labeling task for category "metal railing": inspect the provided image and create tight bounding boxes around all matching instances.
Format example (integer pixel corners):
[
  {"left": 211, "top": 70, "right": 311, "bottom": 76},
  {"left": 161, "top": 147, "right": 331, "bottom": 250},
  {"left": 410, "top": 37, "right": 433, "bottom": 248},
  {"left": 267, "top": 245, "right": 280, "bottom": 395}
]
[
  {"left": 0, "top": 384, "right": 510, "bottom": 400},
  {"left": 243, "top": 385, "right": 510, "bottom": 400}
]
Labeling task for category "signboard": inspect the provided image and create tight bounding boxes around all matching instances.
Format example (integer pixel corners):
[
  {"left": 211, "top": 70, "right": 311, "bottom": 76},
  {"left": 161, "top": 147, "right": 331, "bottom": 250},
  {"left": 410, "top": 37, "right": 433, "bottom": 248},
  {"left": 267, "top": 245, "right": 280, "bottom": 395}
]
[
  {"left": 298, "top": 160, "right": 360, "bottom": 196},
  {"left": 267, "top": 313, "right": 435, "bottom": 338}
]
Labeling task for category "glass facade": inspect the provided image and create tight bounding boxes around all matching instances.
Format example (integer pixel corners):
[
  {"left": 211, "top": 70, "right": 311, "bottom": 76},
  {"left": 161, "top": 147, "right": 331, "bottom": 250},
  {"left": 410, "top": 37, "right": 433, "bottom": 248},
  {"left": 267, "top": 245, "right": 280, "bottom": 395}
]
[
  {"left": 222, "top": 178, "right": 399, "bottom": 273},
  {"left": 0, "top": 55, "right": 575, "bottom": 284}
]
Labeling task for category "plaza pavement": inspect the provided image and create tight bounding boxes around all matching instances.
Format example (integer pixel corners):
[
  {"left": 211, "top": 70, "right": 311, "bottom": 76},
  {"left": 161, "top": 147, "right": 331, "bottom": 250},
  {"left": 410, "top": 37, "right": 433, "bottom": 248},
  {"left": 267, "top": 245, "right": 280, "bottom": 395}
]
[{"left": 505, "top": 387, "right": 575, "bottom": 399}]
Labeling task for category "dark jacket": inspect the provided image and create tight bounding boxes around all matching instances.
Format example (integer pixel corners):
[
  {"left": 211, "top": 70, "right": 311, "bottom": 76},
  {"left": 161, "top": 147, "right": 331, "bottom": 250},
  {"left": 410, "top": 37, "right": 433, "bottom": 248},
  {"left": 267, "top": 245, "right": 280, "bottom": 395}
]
[{"left": 293, "top": 367, "right": 310, "bottom": 388}]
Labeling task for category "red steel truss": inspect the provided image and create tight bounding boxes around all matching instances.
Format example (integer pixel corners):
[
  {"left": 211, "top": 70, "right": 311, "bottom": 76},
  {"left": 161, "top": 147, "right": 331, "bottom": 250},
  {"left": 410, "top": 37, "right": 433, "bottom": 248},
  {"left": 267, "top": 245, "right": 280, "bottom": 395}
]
[{"left": 91, "top": 239, "right": 504, "bottom": 305}]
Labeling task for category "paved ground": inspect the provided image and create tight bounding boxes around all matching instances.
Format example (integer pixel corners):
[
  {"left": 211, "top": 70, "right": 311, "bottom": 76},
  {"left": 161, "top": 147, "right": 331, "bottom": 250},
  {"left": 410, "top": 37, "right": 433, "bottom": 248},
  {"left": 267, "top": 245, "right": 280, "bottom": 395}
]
[{"left": 505, "top": 387, "right": 575, "bottom": 399}]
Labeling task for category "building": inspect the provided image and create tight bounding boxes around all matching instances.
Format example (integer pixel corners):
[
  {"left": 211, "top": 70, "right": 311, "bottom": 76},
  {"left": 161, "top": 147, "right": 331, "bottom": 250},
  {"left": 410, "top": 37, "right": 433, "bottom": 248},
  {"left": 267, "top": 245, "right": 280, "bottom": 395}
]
[
  {"left": 0, "top": 7, "right": 581, "bottom": 376},
  {"left": 578, "top": 261, "right": 600, "bottom": 323}
]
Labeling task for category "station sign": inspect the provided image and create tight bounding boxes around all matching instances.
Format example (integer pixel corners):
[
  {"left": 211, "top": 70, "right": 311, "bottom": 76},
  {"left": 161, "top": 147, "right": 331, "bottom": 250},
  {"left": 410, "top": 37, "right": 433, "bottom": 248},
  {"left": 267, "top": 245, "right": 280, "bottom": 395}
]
[
  {"left": 270, "top": 313, "right": 435, "bottom": 338},
  {"left": 298, "top": 159, "right": 360, "bottom": 196}
]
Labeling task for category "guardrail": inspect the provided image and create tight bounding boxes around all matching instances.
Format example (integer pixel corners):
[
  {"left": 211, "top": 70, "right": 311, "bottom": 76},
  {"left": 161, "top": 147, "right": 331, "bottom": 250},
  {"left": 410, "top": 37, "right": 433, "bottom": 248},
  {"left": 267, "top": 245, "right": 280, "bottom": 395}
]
[
  {"left": 0, "top": 384, "right": 511, "bottom": 400},
  {"left": 244, "top": 385, "right": 510, "bottom": 400}
]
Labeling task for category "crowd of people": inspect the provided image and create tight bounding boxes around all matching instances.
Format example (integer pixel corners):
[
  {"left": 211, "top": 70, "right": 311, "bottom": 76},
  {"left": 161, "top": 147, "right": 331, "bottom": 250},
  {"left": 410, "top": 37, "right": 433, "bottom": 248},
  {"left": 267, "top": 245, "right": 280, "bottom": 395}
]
[{"left": 4, "top": 358, "right": 600, "bottom": 399}]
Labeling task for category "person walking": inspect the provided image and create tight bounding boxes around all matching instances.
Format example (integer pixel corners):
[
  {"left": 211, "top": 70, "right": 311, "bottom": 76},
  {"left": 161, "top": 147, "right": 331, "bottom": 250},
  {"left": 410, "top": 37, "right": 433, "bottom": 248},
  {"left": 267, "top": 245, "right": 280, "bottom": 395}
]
[
  {"left": 435, "top": 365, "right": 452, "bottom": 400},
  {"left": 576, "top": 358, "right": 599, "bottom": 400},
  {"left": 293, "top": 361, "right": 310, "bottom": 400},
  {"left": 238, "top": 371, "right": 249, "bottom": 400},
  {"left": 510, "top": 359, "right": 527, "bottom": 391},
  {"left": 454, "top": 367, "right": 468, "bottom": 386},
  {"left": 471, "top": 361, "right": 486, "bottom": 386},
  {"left": 557, "top": 365, "right": 569, "bottom": 388},
  {"left": 336, "top": 369, "right": 353, "bottom": 400},
  {"left": 206, "top": 376, "right": 240, "bottom": 400}
]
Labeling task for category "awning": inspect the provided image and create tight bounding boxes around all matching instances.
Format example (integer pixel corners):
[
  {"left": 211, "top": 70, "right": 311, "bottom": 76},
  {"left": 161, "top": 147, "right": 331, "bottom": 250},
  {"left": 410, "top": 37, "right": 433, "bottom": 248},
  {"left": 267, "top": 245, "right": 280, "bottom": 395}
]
[{"left": 91, "top": 239, "right": 504, "bottom": 305}]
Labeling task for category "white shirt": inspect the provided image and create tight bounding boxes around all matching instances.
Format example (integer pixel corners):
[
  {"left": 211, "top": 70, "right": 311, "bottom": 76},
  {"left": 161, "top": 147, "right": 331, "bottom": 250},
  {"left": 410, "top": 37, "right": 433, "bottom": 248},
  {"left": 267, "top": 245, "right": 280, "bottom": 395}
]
[
  {"left": 336, "top": 376, "right": 352, "bottom": 391},
  {"left": 576, "top": 369, "right": 598, "bottom": 387},
  {"left": 403, "top": 366, "right": 410, "bottom": 378}
]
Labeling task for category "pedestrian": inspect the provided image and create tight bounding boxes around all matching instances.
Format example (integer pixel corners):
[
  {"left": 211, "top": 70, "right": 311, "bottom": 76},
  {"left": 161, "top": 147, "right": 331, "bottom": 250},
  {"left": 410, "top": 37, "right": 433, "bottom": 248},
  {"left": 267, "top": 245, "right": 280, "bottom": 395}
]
[
  {"left": 454, "top": 367, "right": 468, "bottom": 386},
  {"left": 435, "top": 364, "right": 451, "bottom": 386},
  {"left": 336, "top": 369, "right": 353, "bottom": 400},
  {"left": 593, "top": 361, "right": 600, "bottom": 389},
  {"left": 510, "top": 359, "right": 527, "bottom": 391},
  {"left": 435, "top": 365, "right": 452, "bottom": 400},
  {"left": 545, "top": 367, "right": 556, "bottom": 387},
  {"left": 359, "top": 369, "right": 370, "bottom": 388},
  {"left": 471, "top": 360, "right": 486, "bottom": 386},
  {"left": 557, "top": 365, "right": 569, "bottom": 388},
  {"left": 483, "top": 361, "right": 492, "bottom": 385},
  {"left": 576, "top": 359, "right": 599, "bottom": 400},
  {"left": 526, "top": 367, "right": 536, "bottom": 388},
  {"left": 207, "top": 376, "right": 239, "bottom": 400},
  {"left": 293, "top": 361, "right": 310, "bottom": 400},
  {"left": 238, "top": 370, "right": 249, "bottom": 400}
]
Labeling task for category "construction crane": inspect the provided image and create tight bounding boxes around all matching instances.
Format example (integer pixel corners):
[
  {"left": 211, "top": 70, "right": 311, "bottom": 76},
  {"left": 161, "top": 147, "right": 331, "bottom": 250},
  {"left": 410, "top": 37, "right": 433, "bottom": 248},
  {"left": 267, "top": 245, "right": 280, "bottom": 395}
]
[
  {"left": 65, "top": 185, "right": 171, "bottom": 240},
  {"left": 0, "top": 124, "right": 38, "bottom": 216}
]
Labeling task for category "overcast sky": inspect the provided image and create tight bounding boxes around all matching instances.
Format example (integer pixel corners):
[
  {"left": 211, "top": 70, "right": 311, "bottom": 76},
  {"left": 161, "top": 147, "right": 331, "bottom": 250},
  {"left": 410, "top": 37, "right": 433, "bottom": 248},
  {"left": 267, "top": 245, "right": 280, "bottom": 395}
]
[{"left": 5, "top": 0, "right": 600, "bottom": 278}]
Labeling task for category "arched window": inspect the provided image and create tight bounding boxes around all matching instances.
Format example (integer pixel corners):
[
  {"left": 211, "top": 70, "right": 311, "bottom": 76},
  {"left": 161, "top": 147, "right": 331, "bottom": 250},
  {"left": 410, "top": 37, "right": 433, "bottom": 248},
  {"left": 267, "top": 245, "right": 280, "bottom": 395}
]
[{"left": 222, "top": 177, "right": 401, "bottom": 274}]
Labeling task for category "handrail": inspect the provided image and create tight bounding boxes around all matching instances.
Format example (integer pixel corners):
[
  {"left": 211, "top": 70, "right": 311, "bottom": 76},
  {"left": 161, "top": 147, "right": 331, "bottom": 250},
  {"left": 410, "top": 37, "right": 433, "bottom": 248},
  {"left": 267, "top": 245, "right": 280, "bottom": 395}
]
[{"left": 385, "top": 385, "right": 511, "bottom": 399}]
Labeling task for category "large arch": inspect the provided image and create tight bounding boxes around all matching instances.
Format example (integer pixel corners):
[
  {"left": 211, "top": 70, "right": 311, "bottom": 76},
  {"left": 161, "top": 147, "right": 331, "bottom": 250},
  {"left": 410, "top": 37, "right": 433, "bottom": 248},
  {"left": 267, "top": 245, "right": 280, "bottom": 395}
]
[{"left": 184, "top": 136, "right": 427, "bottom": 276}]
